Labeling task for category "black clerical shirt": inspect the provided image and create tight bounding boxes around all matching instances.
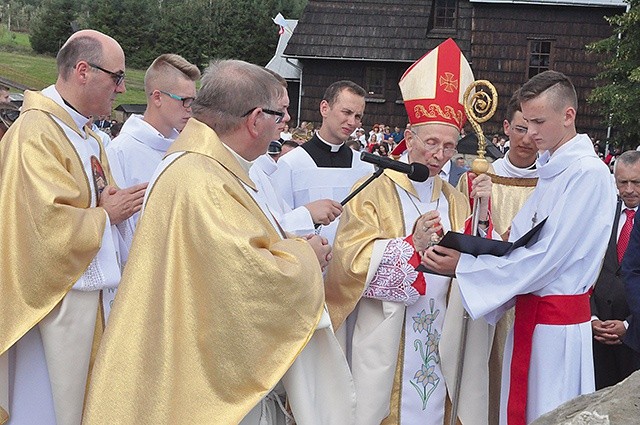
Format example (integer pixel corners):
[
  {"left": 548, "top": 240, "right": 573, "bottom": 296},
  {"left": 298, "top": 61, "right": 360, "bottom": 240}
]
[{"left": 301, "top": 134, "right": 353, "bottom": 168}]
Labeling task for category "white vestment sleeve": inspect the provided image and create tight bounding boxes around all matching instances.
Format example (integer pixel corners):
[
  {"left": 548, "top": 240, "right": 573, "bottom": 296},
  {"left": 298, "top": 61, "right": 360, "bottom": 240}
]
[
  {"left": 280, "top": 206, "right": 315, "bottom": 236},
  {"left": 456, "top": 159, "right": 615, "bottom": 322},
  {"left": 363, "top": 238, "right": 421, "bottom": 306},
  {"left": 72, "top": 211, "right": 121, "bottom": 291},
  {"left": 271, "top": 157, "right": 296, "bottom": 209}
]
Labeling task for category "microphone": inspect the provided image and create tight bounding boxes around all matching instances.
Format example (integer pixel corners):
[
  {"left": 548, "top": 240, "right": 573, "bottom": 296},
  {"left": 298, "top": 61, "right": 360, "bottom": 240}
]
[{"left": 360, "top": 152, "right": 429, "bottom": 182}]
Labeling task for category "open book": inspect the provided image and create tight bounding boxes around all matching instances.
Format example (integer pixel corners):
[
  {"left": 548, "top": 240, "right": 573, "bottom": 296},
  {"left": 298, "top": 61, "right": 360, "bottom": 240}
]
[{"left": 416, "top": 217, "right": 547, "bottom": 275}]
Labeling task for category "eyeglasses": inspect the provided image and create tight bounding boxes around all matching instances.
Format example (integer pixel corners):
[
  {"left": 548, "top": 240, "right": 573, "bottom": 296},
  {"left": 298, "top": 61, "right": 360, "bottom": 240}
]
[
  {"left": 411, "top": 131, "right": 457, "bottom": 156},
  {"left": 159, "top": 90, "right": 195, "bottom": 108},
  {"left": 512, "top": 125, "right": 528, "bottom": 135},
  {"left": 88, "top": 62, "right": 125, "bottom": 86},
  {"left": 241, "top": 107, "right": 285, "bottom": 124}
]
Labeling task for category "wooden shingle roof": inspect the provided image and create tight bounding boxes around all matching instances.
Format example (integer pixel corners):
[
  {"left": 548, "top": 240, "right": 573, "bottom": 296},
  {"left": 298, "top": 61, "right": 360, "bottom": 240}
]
[{"left": 284, "top": 0, "right": 440, "bottom": 62}]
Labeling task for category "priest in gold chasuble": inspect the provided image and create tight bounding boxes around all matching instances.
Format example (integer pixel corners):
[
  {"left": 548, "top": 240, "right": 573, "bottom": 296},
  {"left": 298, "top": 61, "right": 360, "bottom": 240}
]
[
  {"left": 0, "top": 30, "right": 145, "bottom": 425},
  {"left": 83, "top": 60, "right": 356, "bottom": 425},
  {"left": 326, "top": 39, "right": 493, "bottom": 425}
]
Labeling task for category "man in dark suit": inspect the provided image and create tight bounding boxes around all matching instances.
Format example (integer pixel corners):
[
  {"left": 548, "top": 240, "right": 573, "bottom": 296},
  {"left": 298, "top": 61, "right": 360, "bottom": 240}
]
[
  {"left": 623, "top": 151, "right": 640, "bottom": 355},
  {"left": 594, "top": 150, "right": 640, "bottom": 389}
]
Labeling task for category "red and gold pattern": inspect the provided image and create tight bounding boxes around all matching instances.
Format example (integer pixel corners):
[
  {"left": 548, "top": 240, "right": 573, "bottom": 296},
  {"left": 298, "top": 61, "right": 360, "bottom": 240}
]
[{"left": 399, "top": 38, "right": 474, "bottom": 131}]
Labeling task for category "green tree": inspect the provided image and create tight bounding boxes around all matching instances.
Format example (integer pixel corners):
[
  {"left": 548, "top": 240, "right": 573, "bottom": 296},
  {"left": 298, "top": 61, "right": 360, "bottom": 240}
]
[
  {"left": 29, "top": 0, "right": 77, "bottom": 54},
  {"left": 89, "top": 0, "right": 160, "bottom": 69},
  {"left": 588, "top": 1, "right": 640, "bottom": 148}
]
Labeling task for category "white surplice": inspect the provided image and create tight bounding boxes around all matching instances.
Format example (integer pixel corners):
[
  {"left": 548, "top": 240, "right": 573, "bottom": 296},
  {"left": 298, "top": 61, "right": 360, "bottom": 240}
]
[
  {"left": 249, "top": 154, "right": 315, "bottom": 236},
  {"left": 271, "top": 142, "right": 373, "bottom": 245},
  {"left": 455, "top": 134, "right": 617, "bottom": 423},
  {"left": 491, "top": 152, "right": 539, "bottom": 179},
  {"left": 106, "top": 114, "right": 178, "bottom": 228}
]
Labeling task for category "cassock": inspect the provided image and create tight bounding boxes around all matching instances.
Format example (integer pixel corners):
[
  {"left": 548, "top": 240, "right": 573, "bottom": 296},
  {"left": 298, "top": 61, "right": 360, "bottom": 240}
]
[
  {"left": 325, "top": 160, "right": 492, "bottom": 425},
  {"left": 106, "top": 113, "right": 178, "bottom": 228},
  {"left": 249, "top": 153, "right": 315, "bottom": 236},
  {"left": 456, "top": 158, "right": 538, "bottom": 425},
  {"left": 0, "top": 87, "right": 123, "bottom": 425},
  {"left": 272, "top": 133, "right": 373, "bottom": 244},
  {"left": 83, "top": 118, "right": 356, "bottom": 425},
  {"left": 455, "top": 134, "right": 616, "bottom": 424}
]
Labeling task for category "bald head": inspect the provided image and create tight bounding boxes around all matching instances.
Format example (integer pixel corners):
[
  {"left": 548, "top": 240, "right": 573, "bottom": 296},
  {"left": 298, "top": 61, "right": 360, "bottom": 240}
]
[
  {"left": 57, "top": 30, "right": 123, "bottom": 81},
  {"left": 55, "top": 29, "right": 126, "bottom": 117}
]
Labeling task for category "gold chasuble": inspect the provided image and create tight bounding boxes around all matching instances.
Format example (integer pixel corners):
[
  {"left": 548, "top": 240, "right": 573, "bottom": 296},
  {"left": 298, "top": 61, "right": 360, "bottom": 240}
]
[
  {"left": 326, "top": 170, "right": 469, "bottom": 330},
  {"left": 326, "top": 170, "right": 492, "bottom": 425},
  {"left": 456, "top": 166, "right": 537, "bottom": 238},
  {"left": 83, "top": 119, "right": 325, "bottom": 424},
  {"left": 0, "top": 91, "right": 112, "bottom": 423}
]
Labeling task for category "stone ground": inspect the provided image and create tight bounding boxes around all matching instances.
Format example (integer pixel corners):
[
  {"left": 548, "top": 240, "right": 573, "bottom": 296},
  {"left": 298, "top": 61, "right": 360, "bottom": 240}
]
[{"left": 531, "top": 370, "right": 640, "bottom": 425}]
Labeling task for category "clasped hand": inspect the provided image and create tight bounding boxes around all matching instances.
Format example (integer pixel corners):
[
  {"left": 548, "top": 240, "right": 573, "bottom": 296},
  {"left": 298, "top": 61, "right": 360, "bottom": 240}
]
[
  {"left": 412, "top": 210, "right": 442, "bottom": 253},
  {"left": 98, "top": 182, "right": 148, "bottom": 225},
  {"left": 304, "top": 234, "right": 332, "bottom": 271}
]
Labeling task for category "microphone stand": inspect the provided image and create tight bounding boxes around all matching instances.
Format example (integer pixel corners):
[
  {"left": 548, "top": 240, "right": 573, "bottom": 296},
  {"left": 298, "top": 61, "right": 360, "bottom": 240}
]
[
  {"left": 340, "top": 167, "right": 384, "bottom": 206},
  {"left": 314, "top": 167, "right": 384, "bottom": 230}
]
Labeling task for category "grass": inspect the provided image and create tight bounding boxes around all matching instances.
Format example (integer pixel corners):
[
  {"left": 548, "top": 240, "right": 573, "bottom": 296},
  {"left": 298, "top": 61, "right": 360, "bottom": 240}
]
[
  {"left": 0, "top": 30, "right": 148, "bottom": 107},
  {"left": 0, "top": 30, "right": 31, "bottom": 50}
]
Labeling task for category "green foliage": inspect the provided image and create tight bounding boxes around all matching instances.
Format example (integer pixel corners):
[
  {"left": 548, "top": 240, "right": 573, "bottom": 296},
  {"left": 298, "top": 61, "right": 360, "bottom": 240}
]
[
  {"left": 588, "top": 1, "right": 640, "bottom": 148},
  {"left": 29, "top": 0, "right": 77, "bottom": 55},
  {"left": 88, "top": 0, "right": 161, "bottom": 69},
  {"left": 3, "top": 0, "right": 310, "bottom": 113}
]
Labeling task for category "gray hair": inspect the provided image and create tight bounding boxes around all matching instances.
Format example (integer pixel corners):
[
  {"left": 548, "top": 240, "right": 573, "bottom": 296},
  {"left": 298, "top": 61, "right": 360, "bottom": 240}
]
[
  {"left": 191, "top": 59, "right": 285, "bottom": 135},
  {"left": 56, "top": 36, "right": 103, "bottom": 81},
  {"left": 614, "top": 150, "right": 640, "bottom": 173}
]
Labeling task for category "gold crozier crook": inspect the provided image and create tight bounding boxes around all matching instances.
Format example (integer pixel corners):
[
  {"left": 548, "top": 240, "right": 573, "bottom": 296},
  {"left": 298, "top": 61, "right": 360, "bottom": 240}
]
[{"left": 449, "top": 79, "right": 498, "bottom": 425}]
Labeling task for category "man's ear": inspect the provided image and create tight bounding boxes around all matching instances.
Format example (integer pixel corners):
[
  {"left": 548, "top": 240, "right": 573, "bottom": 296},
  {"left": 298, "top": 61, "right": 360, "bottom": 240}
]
[
  {"left": 502, "top": 119, "right": 511, "bottom": 136},
  {"left": 150, "top": 90, "right": 162, "bottom": 107},
  {"left": 74, "top": 61, "right": 90, "bottom": 84},
  {"left": 319, "top": 100, "right": 330, "bottom": 119},
  {"left": 563, "top": 106, "right": 576, "bottom": 127},
  {"left": 245, "top": 108, "right": 262, "bottom": 138},
  {"left": 404, "top": 129, "right": 414, "bottom": 150}
]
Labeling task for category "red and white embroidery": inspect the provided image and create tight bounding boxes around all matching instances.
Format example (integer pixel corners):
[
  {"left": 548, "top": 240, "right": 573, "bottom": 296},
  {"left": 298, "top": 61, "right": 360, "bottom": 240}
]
[{"left": 364, "top": 239, "right": 421, "bottom": 306}]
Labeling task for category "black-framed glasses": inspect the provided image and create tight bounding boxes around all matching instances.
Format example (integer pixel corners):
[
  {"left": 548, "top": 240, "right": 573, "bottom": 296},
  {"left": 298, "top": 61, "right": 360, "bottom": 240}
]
[
  {"left": 88, "top": 62, "right": 125, "bottom": 86},
  {"left": 241, "top": 107, "right": 285, "bottom": 124},
  {"left": 158, "top": 90, "right": 195, "bottom": 108}
]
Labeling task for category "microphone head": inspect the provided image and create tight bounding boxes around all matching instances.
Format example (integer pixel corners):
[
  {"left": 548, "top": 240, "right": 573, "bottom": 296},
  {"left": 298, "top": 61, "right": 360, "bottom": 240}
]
[{"left": 408, "top": 163, "right": 430, "bottom": 182}]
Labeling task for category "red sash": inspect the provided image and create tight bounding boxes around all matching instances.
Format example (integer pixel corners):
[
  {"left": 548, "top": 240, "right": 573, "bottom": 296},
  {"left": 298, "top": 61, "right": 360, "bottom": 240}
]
[{"left": 507, "top": 292, "right": 591, "bottom": 425}]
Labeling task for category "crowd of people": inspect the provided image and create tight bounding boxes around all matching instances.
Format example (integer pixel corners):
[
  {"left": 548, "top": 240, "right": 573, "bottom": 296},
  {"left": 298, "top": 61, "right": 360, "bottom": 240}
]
[{"left": 2, "top": 31, "right": 640, "bottom": 425}]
